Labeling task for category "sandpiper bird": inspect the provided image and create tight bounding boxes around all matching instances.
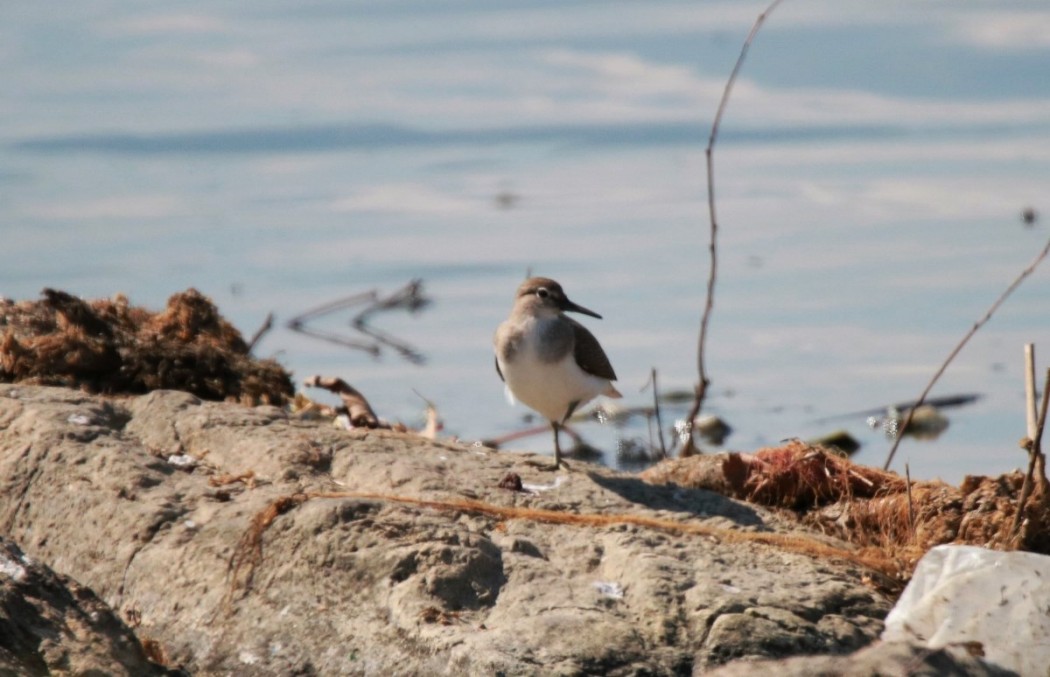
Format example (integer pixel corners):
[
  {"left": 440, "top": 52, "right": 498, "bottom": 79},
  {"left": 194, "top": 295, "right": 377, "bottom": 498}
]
[{"left": 494, "top": 277, "right": 622, "bottom": 468}]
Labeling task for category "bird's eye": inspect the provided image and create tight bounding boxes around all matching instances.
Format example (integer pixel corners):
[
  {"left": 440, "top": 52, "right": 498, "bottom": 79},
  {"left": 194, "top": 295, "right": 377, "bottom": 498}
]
[{"left": 536, "top": 288, "right": 549, "bottom": 299}]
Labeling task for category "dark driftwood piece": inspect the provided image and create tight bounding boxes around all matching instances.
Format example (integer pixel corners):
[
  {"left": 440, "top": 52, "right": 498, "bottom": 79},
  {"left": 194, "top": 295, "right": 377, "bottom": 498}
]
[{"left": 303, "top": 375, "right": 382, "bottom": 428}]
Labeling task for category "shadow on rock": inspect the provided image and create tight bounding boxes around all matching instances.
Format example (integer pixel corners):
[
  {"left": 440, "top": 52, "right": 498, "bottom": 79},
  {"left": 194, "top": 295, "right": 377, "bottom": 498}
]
[{"left": 586, "top": 471, "right": 767, "bottom": 528}]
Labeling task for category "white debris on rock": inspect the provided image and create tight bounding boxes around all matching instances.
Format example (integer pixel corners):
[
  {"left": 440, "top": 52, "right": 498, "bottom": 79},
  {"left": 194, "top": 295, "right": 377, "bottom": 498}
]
[
  {"left": 167, "top": 454, "right": 198, "bottom": 469},
  {"left": 0, "top": 552, "right": 28, "bottom": 582},
  {"left": 883, "top": 544, "right": 1050, "bottom": 676},
  {"left": 593, "top": 581, "right": 624, "bottom": 599}
]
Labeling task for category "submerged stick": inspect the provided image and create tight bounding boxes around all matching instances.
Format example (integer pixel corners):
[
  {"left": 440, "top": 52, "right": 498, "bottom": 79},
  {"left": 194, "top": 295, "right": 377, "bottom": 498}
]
[
  {"left": 883, "top": 236, "right": 1050, "bottom": 471},
  {"left": 650, "top": 368, "right": 668, "bottom": 459},
  {"left": 246, "top": 312, "right": 274, "bottom": 355},
  {"left": 286, "top": 280, "right": 431, "bottom": 363},
  {"left": 681, "top": 0, "right": 786, "bottom": 455},
  {"left": 1025, "top": 344, "right": 1038, "bottom": 440}
]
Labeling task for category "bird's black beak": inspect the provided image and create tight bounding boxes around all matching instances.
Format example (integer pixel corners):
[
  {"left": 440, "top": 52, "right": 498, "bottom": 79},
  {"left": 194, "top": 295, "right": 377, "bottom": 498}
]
[{"left": 562, "top": 298, "right": 602, "bottom": 319}]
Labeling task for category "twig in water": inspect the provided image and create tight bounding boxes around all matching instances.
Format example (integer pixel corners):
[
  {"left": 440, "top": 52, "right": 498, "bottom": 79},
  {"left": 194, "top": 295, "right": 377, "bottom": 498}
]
[
  {"left": 286, "top": 289, "right": 382, "bottom": 354},
  {"left": 680, "top": 0, "right": 786, "bottom": 456},
  {"left": 288, "top": 290, "right": 378, "bottom": 325},
  {"left": 882, "top": 236, "right": 1050, "bottom": 471},
  {"left": 351, "top": 279, "right": 430, "bottom": 364},
  {"left": 650, "top": 368, "right": 667, "bottom": 459},
  {"left": 481, "top": 423, "right": 584, "bottom": 450},
  {"left": 1025, "top": 344, "right": 1038, "bottom": 440},
  {"left": 246, "top": 312, "right": 274, "bottom": 355},
  {"left": 286, "top": 280, "right": 431, "bottom": 363}
]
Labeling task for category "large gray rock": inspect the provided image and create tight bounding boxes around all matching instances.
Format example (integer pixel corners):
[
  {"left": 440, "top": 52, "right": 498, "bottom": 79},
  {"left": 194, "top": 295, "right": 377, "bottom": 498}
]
[
  {"left": 705, "top": 640, "right": 1015, "bottom": 676},
  {"left": 0, "top": 536, "right": 172, "bottom": 675},
  {"left": 0, "top": 385, "right": 1007, "bottom": 675}
]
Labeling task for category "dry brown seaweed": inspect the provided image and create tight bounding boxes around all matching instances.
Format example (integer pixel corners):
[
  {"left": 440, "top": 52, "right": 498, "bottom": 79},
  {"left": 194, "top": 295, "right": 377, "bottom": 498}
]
[
  {"left": 642, "top": 440, "right": 1050, "bottom": 576},
  {"left": 0, "top": 288, "right": 293, "bottom": 405}
]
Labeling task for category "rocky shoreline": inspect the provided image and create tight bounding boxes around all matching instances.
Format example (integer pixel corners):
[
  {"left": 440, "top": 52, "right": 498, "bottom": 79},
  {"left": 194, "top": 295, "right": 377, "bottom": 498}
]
[{"left": 0, "top": 384, "right": 1016, "bottom": 675}]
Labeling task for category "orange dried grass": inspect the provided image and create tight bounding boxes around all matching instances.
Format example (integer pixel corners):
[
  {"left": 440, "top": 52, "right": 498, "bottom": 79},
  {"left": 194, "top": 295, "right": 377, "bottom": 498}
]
[{"left": 644, "top": 441, "right": 1050, "bottom": 575}]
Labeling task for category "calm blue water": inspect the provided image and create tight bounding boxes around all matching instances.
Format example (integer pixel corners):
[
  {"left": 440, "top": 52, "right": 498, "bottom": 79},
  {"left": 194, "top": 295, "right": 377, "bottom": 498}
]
[{"left": 3, "top": 1, "right": 1050, "bottom": 483}]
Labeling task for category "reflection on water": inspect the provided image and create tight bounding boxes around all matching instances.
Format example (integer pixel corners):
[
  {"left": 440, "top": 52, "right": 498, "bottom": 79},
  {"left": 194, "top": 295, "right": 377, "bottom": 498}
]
[{"left": 2, "top": 1, "right": 1050, "bottom": 484}]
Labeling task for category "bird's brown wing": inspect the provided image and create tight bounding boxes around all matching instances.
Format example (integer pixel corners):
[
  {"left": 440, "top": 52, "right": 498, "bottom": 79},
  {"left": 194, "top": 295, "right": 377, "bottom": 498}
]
[
  {"left": 568, "top": 318, "right": 617, "bottom": 381},
  {"left": 495, "top": 355, "right": 505, "bottom": 382}
]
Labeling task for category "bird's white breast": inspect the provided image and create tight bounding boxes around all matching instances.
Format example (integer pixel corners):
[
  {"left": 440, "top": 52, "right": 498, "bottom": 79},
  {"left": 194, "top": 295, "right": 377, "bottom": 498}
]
[{"left": 496, "top": 315, "right": 614, "bottom": 423}]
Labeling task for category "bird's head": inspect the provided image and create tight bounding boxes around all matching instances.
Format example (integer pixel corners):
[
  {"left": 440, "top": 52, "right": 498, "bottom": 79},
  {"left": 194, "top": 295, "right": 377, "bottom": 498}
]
[{"left": 515, "top": 277, "right": 602, "bottom": 319}]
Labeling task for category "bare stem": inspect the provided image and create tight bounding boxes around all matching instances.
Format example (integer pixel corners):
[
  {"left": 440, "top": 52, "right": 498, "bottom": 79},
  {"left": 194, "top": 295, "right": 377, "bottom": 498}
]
[
  {"left": 905, "top": 463, "right": 915, "bottom": 536},
  {"left": 882, "top": 236, "right": 1050, "bottom": 471},
  {"left": 681, "top": 0, "right": 786, "bottom": 454},
  {"left": 1025, "top": 344, "right": 1038, "bottom": 439},
  {"left": 1012, "top": 367, "right": 1050, "bottom": 538},
  {"left": 651, "top": 367, "right": 668, "bottom": 459},
  {"left": 246, "top": 312, "right": 274, "bottom": 355}
]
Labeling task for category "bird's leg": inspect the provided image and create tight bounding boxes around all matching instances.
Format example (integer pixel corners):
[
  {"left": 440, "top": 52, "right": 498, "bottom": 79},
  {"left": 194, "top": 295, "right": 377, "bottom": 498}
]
[
  {"left": 552, "top": 400, "right": 580, "bottom": 470},
  {"left": 551, "top": 420, "right": 562, "bottom": 469}
]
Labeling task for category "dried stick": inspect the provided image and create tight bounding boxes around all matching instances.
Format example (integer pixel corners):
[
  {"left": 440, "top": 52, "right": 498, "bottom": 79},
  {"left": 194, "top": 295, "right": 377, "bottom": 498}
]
[
  {"left": 905, "top": 463, "right": 915, "bottom": 536},
  {"left": 304, "top": 375, "right": 382, "bottom": 428},
  {"left": 882, "top": 236, "right": 1050, "bottom": 470},
  {"left": 286, "top": 325, "right": 381, "bottom": 355},
  {"left": 1025, "top": 344, "right": 1038, "bottom": 439},
  {"left": 1012, "top": 367, "right": 1050, "bottom": 537},
  {"left": 246, "top": 312, "right": 274, "bottom": 355},
  {"left": 482, "top": 423, "right": 584, "bottom": 449},
  {"left": 680, "top": 0, "right": 786, "bottom": 455},
  {"left": 286, "top": 280, "right": 430, "bottom": 363},
  {"left": 287, "top": 289, "right": 382, "bottom": 354},
  {"left": 288, "top": 290, "right": 377, "bottom": 324},
  {"left": 412, "top": 389, "right": 441, "bottom": 440},
  {"left": 651, "top": 367, "right": 668, "bottom": 459},
  {"left": 351, "top": 279, "right": 429, "bottom": 364}
]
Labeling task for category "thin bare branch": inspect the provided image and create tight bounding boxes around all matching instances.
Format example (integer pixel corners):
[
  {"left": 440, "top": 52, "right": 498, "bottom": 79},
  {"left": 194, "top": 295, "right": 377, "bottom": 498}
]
[
  {"left": 1025, "top": 344, "right": 1038, "bottom": 439},
  {"left": 680, "top": 0, "right": 786, "bottom": 455},
  {"left": 1012, "top": 367, "right": 1050, "bottom": 537},
  {"left": 246, "top": 312, "right": 274, "bottom": 355},
  {"left": 288, "top": 290, "right": 378, "bottom": 324},
  {"left": 651, "top": 367, "right": 668, "bottom": 459},
  {"left": 286, "top": 280, "right": 431, "bottom": 363},
  {"left": 905, "top": 463, "right": 915, "bottom": 535},
  {"left": 883, "top": 236, "right": 1050, "bottom": 470}
]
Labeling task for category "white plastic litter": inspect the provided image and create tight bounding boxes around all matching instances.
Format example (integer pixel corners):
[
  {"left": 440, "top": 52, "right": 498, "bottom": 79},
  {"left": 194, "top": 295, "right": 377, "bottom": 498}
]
[
  {"left": 522, "top": 476, "right": 567, "bottom": 493},
  {"left": 167, "top": 454, "right": 198, "bottom": 469},
  {"left": 882, "top": 544, "right": 1050, "bottom": 676},
  {"left": 0, "top": 553, "right": 27, "bottom": 582},
  {"left": 592, "top": 581, "right": 624, "bottom": 599}
]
